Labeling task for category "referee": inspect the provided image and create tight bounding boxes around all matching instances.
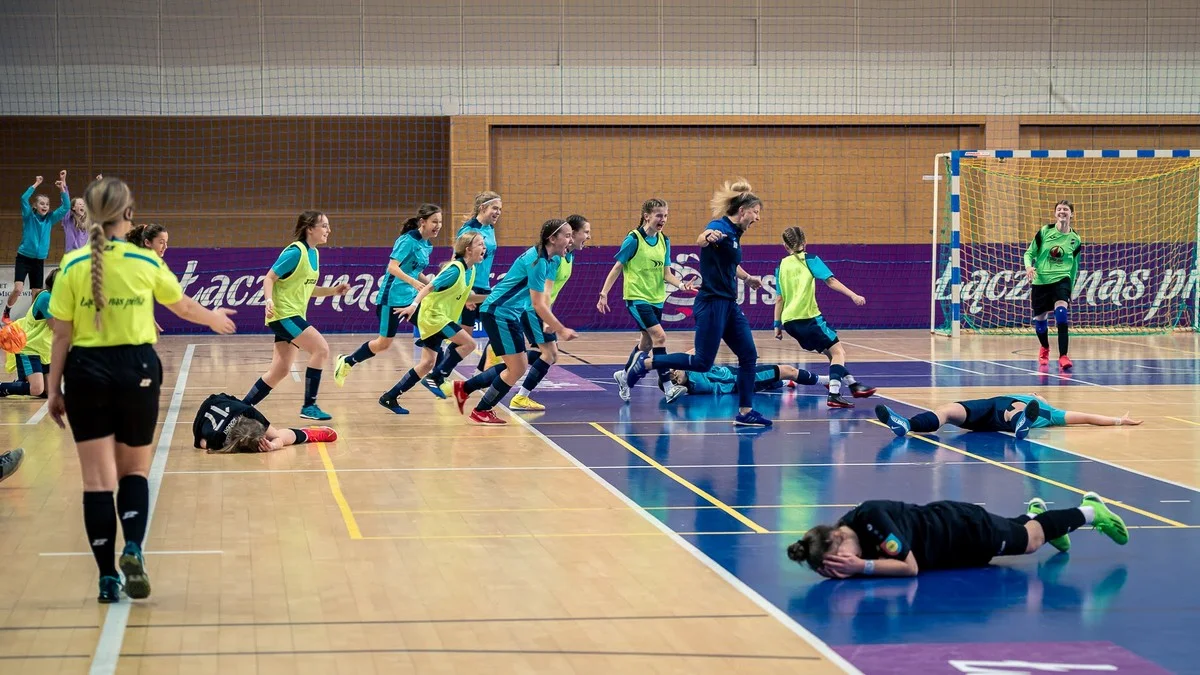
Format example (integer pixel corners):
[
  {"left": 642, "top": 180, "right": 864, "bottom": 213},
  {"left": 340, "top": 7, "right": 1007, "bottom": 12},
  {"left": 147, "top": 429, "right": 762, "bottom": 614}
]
[{"left": 46, "top": 177, "right": 236, "bottom": 603}]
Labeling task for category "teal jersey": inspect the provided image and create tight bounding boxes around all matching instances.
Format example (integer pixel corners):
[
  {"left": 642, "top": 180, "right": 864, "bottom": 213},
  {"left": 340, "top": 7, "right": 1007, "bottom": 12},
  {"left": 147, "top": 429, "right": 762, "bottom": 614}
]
[
  {"left": 380, "top": 230, "right": 433, "bottom": 306},
  {"left": 457, "top": 218, "right": 498, "bottom": 290},
  {"left": 1010, "top": 395, "right": 1067, "bottom": 428},
  {"left": 480, "top": 246, "right": 558, "bottom": 319}
]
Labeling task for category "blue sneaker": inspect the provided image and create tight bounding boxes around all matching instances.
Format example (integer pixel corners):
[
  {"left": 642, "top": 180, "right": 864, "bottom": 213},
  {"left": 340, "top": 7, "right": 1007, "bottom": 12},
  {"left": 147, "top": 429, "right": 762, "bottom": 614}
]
[
  {"left": 625, "top": 351, "right": 649, "bottom": 388},
  {"left": 300, "top": 404, "right": 332, "bottom": 421},
  {"left": 119, "top": 542, "right": 151, "bottom": 599},
  {"left": 1013, "top": 399, "right": 1039, "bottom": 440},
  {"left": 875, "top": 404, "right": 910, "bottom": 438},
  {"left": 98, "top": 576, "right": 122, "bottom": 604},
  {"left": 421, "top": 377, "right": 448, "bottom": 399},
  {"left": 378, "top": 396, "right": 409, "bottom": 415},
  {"left": 734, "top": 410, "right": 772, "bottom": 427}
]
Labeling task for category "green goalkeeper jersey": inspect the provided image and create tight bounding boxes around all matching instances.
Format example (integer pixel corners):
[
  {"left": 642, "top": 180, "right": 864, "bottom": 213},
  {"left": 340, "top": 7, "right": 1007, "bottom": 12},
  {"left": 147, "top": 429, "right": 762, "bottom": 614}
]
[{"left": 1023, "top": 223, "right": 1081, "bottom": 286}]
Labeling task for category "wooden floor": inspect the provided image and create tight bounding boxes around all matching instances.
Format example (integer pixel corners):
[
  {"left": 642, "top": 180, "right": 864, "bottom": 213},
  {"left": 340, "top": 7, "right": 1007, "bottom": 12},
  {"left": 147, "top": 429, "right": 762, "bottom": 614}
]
[{"left": 1, "top": 329, "right": 1198, "bottom": 674}]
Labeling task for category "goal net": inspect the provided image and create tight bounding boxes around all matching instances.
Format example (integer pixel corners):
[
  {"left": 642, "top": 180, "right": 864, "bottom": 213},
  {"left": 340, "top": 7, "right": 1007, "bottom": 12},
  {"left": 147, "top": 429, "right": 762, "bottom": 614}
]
[{"left": 933, "top": 150, "right": 1200, "bottom": 336}]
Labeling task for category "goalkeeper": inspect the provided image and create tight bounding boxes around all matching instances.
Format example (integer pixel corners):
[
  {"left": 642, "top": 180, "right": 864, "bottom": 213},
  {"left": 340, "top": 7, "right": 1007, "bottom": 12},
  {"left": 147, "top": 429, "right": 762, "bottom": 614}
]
[{"left": 1023, "top": 200, "right": 1082, "bottom": 370}]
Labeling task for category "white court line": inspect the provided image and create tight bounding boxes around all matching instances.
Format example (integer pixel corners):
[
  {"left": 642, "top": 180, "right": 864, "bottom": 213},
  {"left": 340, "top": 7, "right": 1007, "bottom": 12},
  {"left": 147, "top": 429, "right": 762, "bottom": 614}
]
[
  {"left": 1094, "top": 335, "right": 1200, "bottom": 356},
  {"left": 26, "top": 402, "right": 49, "bottom": 425},
  {"left": 90, "top": 343, "right": 196, "bottom": 675},
  {"left": 41, "top": 550, "right": 222, "bottom": 558},
  {"left": 837, "top": 340, "right": 987, "bottom": 376},
  {"left": 876, "top": 391, "right": 1200, "bottom": 495},
  {"left": 980, "top": 359, "right": 1120, "bottom": 391},
  {"left": 1161, "top": 500, "right": 1191, "bottom": 504},
  {"left": 495, "top": 405, "right": 863, "bottom": 674}
]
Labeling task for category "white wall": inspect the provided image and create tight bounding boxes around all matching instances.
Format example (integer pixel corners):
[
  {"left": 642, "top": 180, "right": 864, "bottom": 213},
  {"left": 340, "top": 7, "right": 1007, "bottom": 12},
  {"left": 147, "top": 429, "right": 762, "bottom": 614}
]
[{"left": 2, "top": 0, "right": 1197, "bottom": 116}]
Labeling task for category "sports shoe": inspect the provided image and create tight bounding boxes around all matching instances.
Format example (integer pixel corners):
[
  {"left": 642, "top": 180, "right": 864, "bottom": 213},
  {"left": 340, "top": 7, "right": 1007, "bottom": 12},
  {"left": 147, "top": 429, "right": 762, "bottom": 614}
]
[
  {"left": 119, "top": 542, "right": 151, "bottom": 600},
  {"left": 421, "top": 377, "right": 447, "bottom": 399},
  {"left": 332, "top": 354, "right": 351, "bottom": 387},
  {"left": 827, "top": 393, "right": 854, "bottom": 408},
  {"left": 98, "top": 576, "right": 122, "bottom": 604},
  {"left": 484, "top": 345, "right": 503, "bottom": 370},
  {"left": 1012, "top": 399, "right": 1039, "bottom": 440},
  {"left": 848, "top": 382, "right": 877, "bottom": 398},
  {"left": 734, "top": 410, "right": 772, "bottom": 427},
  {"left": 1082, "top": 492, "right": 1128, "bottom": 545},
  {"left": 0, "top": 448, "right": 24, "bottom": 484},
  {"left": 299, "top": 404, "right": 332, "bottom": 421},
  {"left": 664, "top": 383, "right": 687, "bottom": 403},
  {"left": 469, "top": 409, "right": 506, "bottom": 425},
  {"left": 1028, "top": 497, "right": 1070, "bottom": 553},
  {"left": 875, "top": 404, "right": 910, "bottom": 438},
  {"left": 510, "top": 394, "right": 544, "bottom": 411},
  {"left": 305, "top": 426, "right": 338, "bottom": 443},
  {"left": 625, "top": 352, "right": 649, "bottom": 387},
  {"left": 1038, "top": 347, "right": 1050, "bottom": 366},
  {"left": 378, "top": 395, "right": 409, "bottom": 415},
  {"left": 614, "top": 370, "right": 631, "bottom": 402},
  {"left": 1058, "top": 354, "right": 1073, "bottom": 370},
  {"left": 452, "top": 380, "right": 469, "bottom": 414}
]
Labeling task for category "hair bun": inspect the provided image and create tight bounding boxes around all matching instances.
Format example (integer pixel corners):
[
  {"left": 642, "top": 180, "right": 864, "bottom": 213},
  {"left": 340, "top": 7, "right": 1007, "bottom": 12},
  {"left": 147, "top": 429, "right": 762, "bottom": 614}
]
[{"left": 786, "top": 540, "right": 806, "bottom": 562}]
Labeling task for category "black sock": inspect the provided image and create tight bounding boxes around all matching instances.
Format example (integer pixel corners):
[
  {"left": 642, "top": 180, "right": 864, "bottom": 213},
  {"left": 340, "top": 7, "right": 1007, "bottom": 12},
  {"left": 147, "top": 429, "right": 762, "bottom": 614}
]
[
  {"left": 652, "top": 347, "right": 667, "bottom": 384},
  {"left": 477, "top": 377, "right": 514, "bottom": 412},
  {"left": 909, "top": 411, "right": 940, "bottom": 433},
  {"left": 345, "top": 341, "right": 376, "bottom": 366},
  {"left": 243, "top": 378, "right": 272, "bottom": 405},
  {"left": 464, "top": 363, "right": 505, "bottom": 395},
  {"left": 304, "top": 367, "right": 322, "bottom": 407},
  {"left": 0, "top": 381, "right": 30, "bottom": 396},
  {"left": 116, "top": 475, "right": 150, "bottom": 548},
  {"left": 435, "top": 348, "right": 466, "bottom": 378},
  {"left": 385, "top": 369, "right": 421, "bottom": 400},
  {"left": 1036, "top": 330, "right": 1049, "bottom": 349},
  {"left": 290, "top": 428, "right": 310, "bottom": 444},
  {"left": 1057, "top": 323, "right": 1069, "bottom": 357},
  {"left": 1035, "top": 508, "right": 1086, "bottom": 541},
  {"left": 476, "top": 345, "right": 491, "bottom": 371},
  {"left": 83, "top": 491, "right": 118, "bottom": 578},
  {"left": 2, "top": 306, "right": 9, "bottom": 318},
  {"left": 520, "top": 356, "right": 551, "bottom": 392}
]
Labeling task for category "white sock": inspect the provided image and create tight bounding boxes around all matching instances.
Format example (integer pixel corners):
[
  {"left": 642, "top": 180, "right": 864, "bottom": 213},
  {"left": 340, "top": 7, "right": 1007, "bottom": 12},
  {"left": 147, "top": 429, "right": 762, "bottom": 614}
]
[
  {"left": 516, "top": 387, "right": 530, "bottom": 398},
  {"left": 843, "top": 374, "right": 858, "bottom": 385},
  {"left": 817, "top": 375, "right": 830, "bottom": 386},
  {"left": 1079, "top": 505, "right": 1095, "bottom": 524},
  {"left": 829, "top": 378, "right": 841, "bottom": 394}
]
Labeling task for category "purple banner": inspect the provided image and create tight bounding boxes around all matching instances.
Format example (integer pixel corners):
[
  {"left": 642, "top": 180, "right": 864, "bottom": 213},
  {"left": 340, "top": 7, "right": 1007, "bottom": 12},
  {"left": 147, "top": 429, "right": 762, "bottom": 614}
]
[
  {"left": 155, "top": 244, "right": 933, "bottom": 334},
  {"left": 835, "top": 641, "right": 1171, "bottom": 674}
]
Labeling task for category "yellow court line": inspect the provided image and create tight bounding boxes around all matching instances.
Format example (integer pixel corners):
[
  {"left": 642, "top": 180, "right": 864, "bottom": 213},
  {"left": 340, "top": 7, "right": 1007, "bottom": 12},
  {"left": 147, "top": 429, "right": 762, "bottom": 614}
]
[
  {"left": 867, "top": 419, "right": 1187, "bottom": 527},
  {"left": 355, "top": 504, "right": 860, "bottom": 515},
  {"left": 588, "top": 422, "right": 769, "bottom": 534},
  {"left": 317, "top": 442, "right": 363, "bottom": 539},
  {"left": 1166, "top": 416, "right": 1200, "bottom": 428}
]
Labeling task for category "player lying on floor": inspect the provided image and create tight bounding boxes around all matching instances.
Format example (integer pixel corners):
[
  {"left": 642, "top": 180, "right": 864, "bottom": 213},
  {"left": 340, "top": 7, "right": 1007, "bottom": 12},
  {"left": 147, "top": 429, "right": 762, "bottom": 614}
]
[
  {"left": 193, "top": 393, "right": 336, "bottom": 453},
  {"left": 875, "top": 394, "right": 1142, "bottom": 441},
  {"left": 664, "top": 362, "right": 828, "bottom": 403},
  {"left": 787, "top": 493, "right": 1128, "bottom": 579}
]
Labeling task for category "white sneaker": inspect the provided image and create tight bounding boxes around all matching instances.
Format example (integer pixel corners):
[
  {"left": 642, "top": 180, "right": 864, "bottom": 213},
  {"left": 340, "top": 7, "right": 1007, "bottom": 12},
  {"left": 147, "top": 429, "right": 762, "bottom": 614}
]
[
  {"left": 664, "top": 383, "right": 687, "bottom": 403},
  {"left": 614, "top": 370, "right": 631, "bottom": 402}
]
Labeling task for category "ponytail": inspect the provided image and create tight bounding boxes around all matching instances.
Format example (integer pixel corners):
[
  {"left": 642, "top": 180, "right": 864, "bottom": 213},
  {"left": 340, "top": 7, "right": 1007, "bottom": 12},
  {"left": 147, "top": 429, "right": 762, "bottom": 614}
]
[
  {"left": 88, "top": 224, "right": 107, "bottom": 330},
  {"left": 403, "top": 203, "right": 443, "bottom": 235},
  {"left": 709, "top": 177, "right": 762, "bottom": 224}
]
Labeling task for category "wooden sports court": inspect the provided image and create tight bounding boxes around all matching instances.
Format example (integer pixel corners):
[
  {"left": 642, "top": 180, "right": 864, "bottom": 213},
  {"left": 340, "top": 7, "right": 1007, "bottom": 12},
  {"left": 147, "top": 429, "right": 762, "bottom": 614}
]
[{"left": 2, "top": 329, "right": 1198, "bottom": 674}]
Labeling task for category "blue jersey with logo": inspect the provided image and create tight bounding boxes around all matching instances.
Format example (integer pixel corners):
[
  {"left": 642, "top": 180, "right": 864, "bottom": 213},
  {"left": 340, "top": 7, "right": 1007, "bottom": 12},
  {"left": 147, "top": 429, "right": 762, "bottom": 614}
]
[{"left": 698, "top": 217, "right": 742, "bottom": 301}]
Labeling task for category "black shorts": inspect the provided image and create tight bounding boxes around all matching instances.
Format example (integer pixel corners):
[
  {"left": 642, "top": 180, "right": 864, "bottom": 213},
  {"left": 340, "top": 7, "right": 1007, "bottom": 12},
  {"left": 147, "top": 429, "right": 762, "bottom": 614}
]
[
  {"left": 625, "top": 301, "right": 663, "bottom": 331},
  {"left": 14, "top": 254, "right": 45, "bottom": 287},
  {"left": 479, "top": 311, "right": 526, "bottom": 357},
  {"left": 64, "top": 344, "right": 163, "bottom": 445},
  {"left": 938, "top": 503, "right": 1030, "bottom": 567},
  {"left": 1031, "top": 277, "right": 1072, "bottom": 316},
  {"left": 783, "top": 316, "right": 839, "bottom": 353},
  {"left": 268, "top": 316, "right": 311, "bottom": 343},
  {"left": 416, "top": 321, "right": 463, "bottom": 350},
  {"left": 460, "top": 287, "right": 490, "bottom": 328},
  {"left": 957, "top": 396, "right": 1018, "bottom": 432}
]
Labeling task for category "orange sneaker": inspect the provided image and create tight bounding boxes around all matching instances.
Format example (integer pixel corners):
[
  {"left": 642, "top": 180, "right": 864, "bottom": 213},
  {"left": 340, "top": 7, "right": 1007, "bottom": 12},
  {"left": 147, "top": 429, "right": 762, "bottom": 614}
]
[
  {"left": 305, "top": 426, "right": 337, "bottom": 443},
  {"left": 1038, "top": 347, "right": 1050, "bottom": 365},
  {"left": 469, "top": 409, "right": 506, "bottom": 425},
  {"left": 1058, "top": 354, "right": 1073, "bottom": 370}
]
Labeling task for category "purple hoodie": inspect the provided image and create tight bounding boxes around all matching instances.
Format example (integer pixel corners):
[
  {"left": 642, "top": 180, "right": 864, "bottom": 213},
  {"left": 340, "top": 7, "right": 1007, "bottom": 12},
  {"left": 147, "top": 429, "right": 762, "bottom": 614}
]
[{"left": 61, "top": 191, "right": 89, "bottom": 252}]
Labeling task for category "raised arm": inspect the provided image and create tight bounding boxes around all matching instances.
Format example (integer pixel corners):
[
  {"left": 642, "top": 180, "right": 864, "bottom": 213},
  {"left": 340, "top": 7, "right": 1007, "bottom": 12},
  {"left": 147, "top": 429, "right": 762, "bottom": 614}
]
[{"left": 21, "top": 176, "right": 41, "bottom": 217}]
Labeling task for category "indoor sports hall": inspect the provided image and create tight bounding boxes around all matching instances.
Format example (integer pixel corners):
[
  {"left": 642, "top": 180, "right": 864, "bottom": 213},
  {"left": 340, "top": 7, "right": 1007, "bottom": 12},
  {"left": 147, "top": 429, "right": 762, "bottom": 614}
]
[{"left": 1, "top": 2, "right": 1198, "bottom": 674}]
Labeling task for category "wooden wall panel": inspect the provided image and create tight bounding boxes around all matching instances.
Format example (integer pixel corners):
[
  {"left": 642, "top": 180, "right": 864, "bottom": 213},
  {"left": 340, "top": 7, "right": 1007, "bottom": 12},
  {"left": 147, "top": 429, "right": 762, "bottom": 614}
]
[{"left": 1024, "top": 125, "right": 1200, "bottom": 149}]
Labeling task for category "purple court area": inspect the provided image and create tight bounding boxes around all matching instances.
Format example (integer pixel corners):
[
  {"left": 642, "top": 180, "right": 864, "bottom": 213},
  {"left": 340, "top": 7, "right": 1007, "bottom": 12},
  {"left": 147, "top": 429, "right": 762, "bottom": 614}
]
[{"left": 507, "top": 358, "right": 1200, "bottom": 674}]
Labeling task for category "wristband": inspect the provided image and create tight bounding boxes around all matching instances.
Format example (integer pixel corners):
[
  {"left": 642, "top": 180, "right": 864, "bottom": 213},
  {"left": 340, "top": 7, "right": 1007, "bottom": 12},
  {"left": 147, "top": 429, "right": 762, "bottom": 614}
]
[
  {"left": 773, "top": 320, "right": 782, "bottom": 329},
  {"left": 862, "top": 560, "right": 875, "bottom": 575}
]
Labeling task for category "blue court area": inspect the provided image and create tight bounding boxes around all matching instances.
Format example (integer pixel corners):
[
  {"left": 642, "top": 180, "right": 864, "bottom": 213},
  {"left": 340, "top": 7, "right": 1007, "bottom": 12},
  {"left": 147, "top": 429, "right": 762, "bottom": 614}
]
[{"left": 525, "top": 361, "right": 1200, "bottom": 674}]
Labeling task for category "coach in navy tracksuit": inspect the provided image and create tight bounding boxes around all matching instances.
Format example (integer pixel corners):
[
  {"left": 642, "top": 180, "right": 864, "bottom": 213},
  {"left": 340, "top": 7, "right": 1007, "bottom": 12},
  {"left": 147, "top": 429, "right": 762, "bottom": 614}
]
[{"left": 627, "top": 178, "right": 771, "bottom": 427}]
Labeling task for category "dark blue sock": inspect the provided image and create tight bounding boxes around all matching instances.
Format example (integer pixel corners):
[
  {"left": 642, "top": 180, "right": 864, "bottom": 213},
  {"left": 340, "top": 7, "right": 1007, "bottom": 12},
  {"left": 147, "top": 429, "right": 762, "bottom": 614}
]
[
  {"left": 243, "top": 378, "right": 272, "bottom": 405},
  {"left": 736, "top": 363, "right": 756, "bottom": 409},
  {"left": 652, "top": 347, "right": 667, "bottom": 384},
  {"left": 304, "top": 367, "right": 322, "bottom": 407},
  {"left": 345, "top": 341, "right": 376, "bottom": 366},
  {"left": 0, "top": 380, "right": 30, "bottom": 396},
  {"left": 1035, "top": 319, "right": 1049, "bottom": 349},
  {"left": 794, "top": 368, "right": 818, "bottom": 386},
  {"left": 385, "top": 369, "right": 421, "bottom": 400},
  {"left": 464, "top": 363, "right": 505, "bottom": 395},
  {"left": 434, "top": 348, "right": 466, "bottom": 378},
  {"left": 477, "top": 377, "right": 513, "bottom": 412},
  {"left": 623, "top": 344, "right": 642, "bottom": 371},
  {"left": 520, "top": 357, "right": 551, "bottom": 392},
  {"left": 910, "top": 411, "right": 940, "bottom": 433}
]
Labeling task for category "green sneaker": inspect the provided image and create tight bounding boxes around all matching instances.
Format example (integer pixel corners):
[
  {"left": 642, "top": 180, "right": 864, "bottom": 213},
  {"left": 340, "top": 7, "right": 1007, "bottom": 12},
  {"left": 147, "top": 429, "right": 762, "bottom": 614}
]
[
  {"left": 1028, "top": 497, "right": 1070, "bottom": 553},
  {"left": 1082, "top": 491, "right": 1128, "bottom": 545},
  {"left": 119, "top": 542, "right": 151, "bottom": 599},
  {"left": 333, "top": 354, "right": 351, "bottom": 387}
]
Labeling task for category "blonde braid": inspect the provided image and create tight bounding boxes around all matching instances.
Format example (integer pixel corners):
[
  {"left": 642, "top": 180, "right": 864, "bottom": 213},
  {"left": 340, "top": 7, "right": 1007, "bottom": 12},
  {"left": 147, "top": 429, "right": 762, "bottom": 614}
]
[{"left": 87, "top": 223, "right": 107, "bottom": 330}]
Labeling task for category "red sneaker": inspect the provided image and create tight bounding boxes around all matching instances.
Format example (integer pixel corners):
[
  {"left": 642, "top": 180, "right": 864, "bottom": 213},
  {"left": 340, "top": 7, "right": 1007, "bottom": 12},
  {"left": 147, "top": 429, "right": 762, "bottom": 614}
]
[
  {"left": 1058, "top": 354, "right": 1073, "bottom": 370},
  {"left": 305, "top": 426, "right": 337, "bottom": 443},
  {"left": 848, "top": 383, "right": 877, "bottom": 398},
  {"left": 1038, "top": 347, "right": 1050, "bottom": 365},
  {"left": 453, "top": 380, "right": 469, "bottom": 414},
  {"left": 469, "top": 409, "right": 506, "bottom": 425}
]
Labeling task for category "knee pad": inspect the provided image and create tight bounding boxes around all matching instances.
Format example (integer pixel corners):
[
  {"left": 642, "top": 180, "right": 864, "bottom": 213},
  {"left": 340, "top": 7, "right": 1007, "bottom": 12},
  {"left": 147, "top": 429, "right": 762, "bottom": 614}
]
[
  {"left": 1054, "top": 306, "right": 1069, "bottom": 325},
  {"left": 1034, "top": 319, "right": 1048, "bottom": 334}
]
